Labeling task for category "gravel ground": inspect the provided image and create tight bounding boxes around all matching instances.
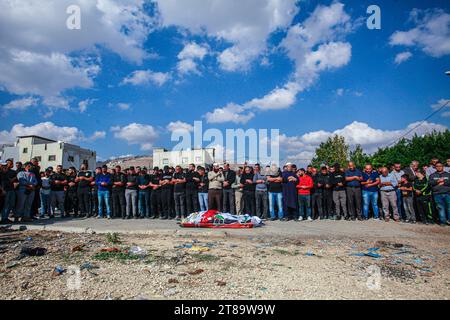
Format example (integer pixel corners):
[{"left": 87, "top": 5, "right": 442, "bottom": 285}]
[{"left": 0, "top": 223, "right": 449, "bottom": 300}]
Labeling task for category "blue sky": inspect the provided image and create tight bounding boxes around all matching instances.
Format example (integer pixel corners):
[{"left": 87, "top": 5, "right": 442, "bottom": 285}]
[{"left": 0, "top": 0, "right": 449, "bottom": 165}]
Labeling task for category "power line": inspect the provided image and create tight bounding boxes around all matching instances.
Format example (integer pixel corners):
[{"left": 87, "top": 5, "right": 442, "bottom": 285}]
[{"left": 385, "top": 99, "right": 450, "bottom": 148}]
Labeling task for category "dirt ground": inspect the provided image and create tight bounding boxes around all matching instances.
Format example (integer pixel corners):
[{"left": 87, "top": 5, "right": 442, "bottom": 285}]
[{"left": 0, "top": 223, "right": 449, "bottom": 300}]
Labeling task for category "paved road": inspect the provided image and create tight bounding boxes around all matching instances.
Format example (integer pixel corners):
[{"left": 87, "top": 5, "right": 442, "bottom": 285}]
[{"left": 11, "top": 217, "right": 449, "bottom": 241}]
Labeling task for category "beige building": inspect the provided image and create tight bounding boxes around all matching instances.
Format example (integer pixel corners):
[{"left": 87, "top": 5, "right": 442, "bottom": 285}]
[
  {"left": 153, "top": 148, "right": 215, "bottom": 168},
  {"left": 0, "top": 135, "right": 96, "bottom": 170}
]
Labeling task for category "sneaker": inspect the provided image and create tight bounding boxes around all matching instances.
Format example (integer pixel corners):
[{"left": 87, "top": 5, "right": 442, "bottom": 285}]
[
  {"left": 307, "top": 217, "right": 313, "bottom": 222},
  {"left": 279, "top": 218, "right": 286, "bottom": 221},
  {"left": 298, "top": 216, "right": 303, "bottom": 221},
  {"left": 96, "top": 216, "right": 102, "bottom": 219},
  {"left": 107, "top": 216, "right": 111, "bottom": 220}
]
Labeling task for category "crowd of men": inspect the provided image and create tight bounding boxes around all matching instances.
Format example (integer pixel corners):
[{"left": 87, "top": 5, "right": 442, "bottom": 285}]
[{"left": 1, "top": 156, "right": 449, "bottom": 226}]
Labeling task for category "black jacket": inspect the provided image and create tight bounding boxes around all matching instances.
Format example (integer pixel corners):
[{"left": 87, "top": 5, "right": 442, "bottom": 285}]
[{"left": 223, "top": 169, "right": 236, "bottom": 190}]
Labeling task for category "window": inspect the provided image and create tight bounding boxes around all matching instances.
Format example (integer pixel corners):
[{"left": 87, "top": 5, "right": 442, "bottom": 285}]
[
  {"left": 163, "top": 159, "right": 169, "bottom": 165},
  {"left": 182, "top": 157, "right": 188, "bottom": 164},
  {"left": 23, "top": 148, "right": 28, "bottom": 154},
  {"left": 35, "top": 156, "right": 42, "bottom": 162},
  {"left": 195, "top": 156, "right": 202, "bottom": 163},
  {"left": 68, "top": 156, "right": 74, "bottom": 162},
  {"left": 48, "top": 155, "right": 56, "bottom": 161},
  {"left": 82, "top": 159, "right": 88, "bottom": 165}
]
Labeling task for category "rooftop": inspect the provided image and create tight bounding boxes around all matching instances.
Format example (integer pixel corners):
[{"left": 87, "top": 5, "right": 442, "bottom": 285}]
[{"left": 17, "top": 135, "right": 57, "bottom": 143}]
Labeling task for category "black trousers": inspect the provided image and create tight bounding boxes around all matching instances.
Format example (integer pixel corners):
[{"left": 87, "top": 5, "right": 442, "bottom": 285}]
[
  {"left": 161, "top": 188, "right": 172, "bottom": 218},
  {"left": 112, "top": 189, "right": 126, "bottom": 218},
  {"left": 311, "top": 193, "right": 323, "bottom": 219},
  {"left": 416, "top": 196, "right": 431, "bottom": 222},
  {"left": 346, "top": 187, "right": 362, "bottom": 219},
  {"left": 77, "top": 188, "right": 90, "bottom": 216},
  {"left": 208, "top": 189, "right": 222, "bottom": 211},
  {"left": 65, "top": 191, "right": 78, "bottom": 215},
  {"left": 185, "top": 189, "right": 199, "bottom": 213},
  {"left": 90, "top": 189, "right": 98, "bottom": 215},
  {"left": 222, "top": 189, "right": 236, "bottom": 214},
  {"left": 322, "top": 189, "right": 333, "bottom": 218},
  {"left": 174, "top": 192, "right": 186, "bottom": 218},
  {"left": 151, "top": 190, "right": 162, "bottom": 218},
  {"left": 30, "top": 187, "right": 40, "bottom": 217},
  {"left": 243, "top": 190, "right": 256, "bottom": 216}
]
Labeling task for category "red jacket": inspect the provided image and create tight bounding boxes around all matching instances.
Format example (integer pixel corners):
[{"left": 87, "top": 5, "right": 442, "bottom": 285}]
[{"left": 296, "top": 175, "right": 313, "bottom": 195}]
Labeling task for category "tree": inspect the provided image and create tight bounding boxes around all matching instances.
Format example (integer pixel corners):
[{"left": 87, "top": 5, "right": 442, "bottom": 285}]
[
  {"left": 349, "top": 144, "right": 371, "bottom": 169},
  {"left": 369, "top": 130, "right": 450, "bottom": 167},
  {"left": 311, "top": 135, "right": 349, "bottom": 168}
]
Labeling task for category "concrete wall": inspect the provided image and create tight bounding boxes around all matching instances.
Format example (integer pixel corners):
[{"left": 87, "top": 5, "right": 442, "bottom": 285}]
[
  {"left": 153, "top": 148, "right": 215, "bottom": 168},
  {"left": 4, "top": 137, "right": 96, "bottom": 170}
]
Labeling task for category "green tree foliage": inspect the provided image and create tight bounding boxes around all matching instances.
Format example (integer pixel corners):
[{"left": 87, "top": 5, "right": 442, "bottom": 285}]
[
  {"left": 310, "top": 131, "right": 449, "bottom": 169},
  {"left": 370, "top": 130, "right": 450, "bottom": 167},
  {"left": 349, "top": 144, "right": 371, "bottom": 169},
  {"left": 311, "top": 135, "right": 349, "bottom": 168}
]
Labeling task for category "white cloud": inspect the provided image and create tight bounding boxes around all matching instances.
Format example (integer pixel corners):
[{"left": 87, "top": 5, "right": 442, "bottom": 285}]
[
  {"left": 204, "top": 2, "right": 354, "bottom": 123},
  {"left": 166, "top": 121, "right": 194, "bottom": 133},
  {"left": 121, "top": 70, "right": 171, "bottom": 86},
  {"left": 42, "top": 96, "right": 70, "bottom": 110},
  {"left": 0, "top": 51, "right": 95, "bottom": 98},
  {"left": 394, "top": 51, "right": 413, "bottom": 65},
  {"left": 0, "top": 0, "right": 154, "bottom": 110},
  {"left": 280, "top": 121, "right": 448, "bottom": 166},
  {"left": 2, "top": 97, "right": 39, "bottom": 111},
  {"left": 117, "top": 103, "right": 131, "bottom": 110},
  {"left": 178, "top": 42, "right": 208, "bottom": 60},
  {"left": 0, "top": 122, "right": 97, "bottom": 145},
  {"left": 155, "top": 0, "right": 299, "bottom": 71},
  {"left": 431, "top": 98, "right": 450, "bottom": 117},
  {"left": 246, "top": 82, "right": 299, "bottom": 111},
  {"left": 431, "top": 98, "right": 450, "bottom": 110},
  {"left": 204, "top": 103, "right": 255, "bottom": 124},
  {"left": 176, "top": 42, "right": 209, "bottom": 75},
  {"left": 78, "top": 98, "right": 97, "bottom": 113},
  {"left": 86, "top": 131, "right": 106, "bottom": 141},
  {"left": 111, "top": 123, "right": 159, "bottom": 151},
  {"left": 390, "top": 8, "right": 450, "bottom": 58},
  {"left": 336, "top": 88, "right": 345, "bottom": 96}
]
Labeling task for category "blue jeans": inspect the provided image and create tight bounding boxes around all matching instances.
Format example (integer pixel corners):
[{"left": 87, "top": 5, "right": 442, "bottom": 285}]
[
  {"left": 138, "top": 191, "right": 151, "bottom": 217},
  {"left": 433, "top": 194, "right": 450, "bottom": 224},
  {"left": 98, "top": 190, "right": 111, "bottom": 217},
  {"left": 1, "top": 190, "right": 15, "bottom": 220},
  {"left": 39, "top": 191, "right": 51, "bottom": 217},
  {"left": 198, "top": 193, "right": 208, "bottom": 211},
  {"left": 298, "top": 194, "right": 311, "bottom": 219},
  {"left": 395, "top": 188, "right": 404, "bottom": 219},
  {"left": 362, "top": 190, "right": 379, "bottom": 219},
  {"left": 269, "top": 192, "right": 284, "bottom": 219}
]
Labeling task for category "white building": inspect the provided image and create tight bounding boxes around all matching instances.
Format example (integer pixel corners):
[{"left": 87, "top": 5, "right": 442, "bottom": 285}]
[
  {"left": 153, "top": 148, "right": 215, "bottom": 168},
  {"left": 0, "top": 135, "right": 96, "bottom": 170}
]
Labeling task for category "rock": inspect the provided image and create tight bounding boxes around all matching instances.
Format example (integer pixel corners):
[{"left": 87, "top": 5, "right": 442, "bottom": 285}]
[
  {"left": 188, "top": 269, "right": 204, "bottom": 275},
  {"left": 163, "top": 288, "right": 177, "bottom": 297},
  {"left": 85, "top": 228, "right": 96, "bottom": 235}
]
